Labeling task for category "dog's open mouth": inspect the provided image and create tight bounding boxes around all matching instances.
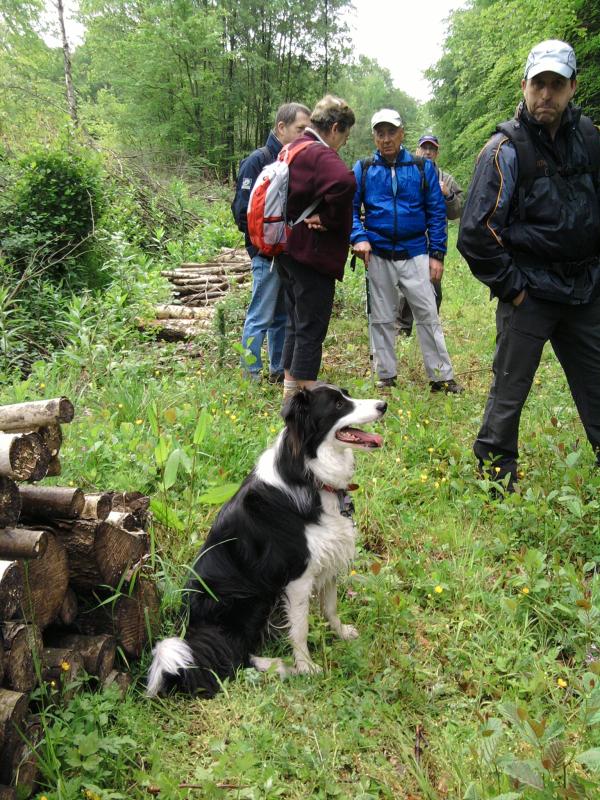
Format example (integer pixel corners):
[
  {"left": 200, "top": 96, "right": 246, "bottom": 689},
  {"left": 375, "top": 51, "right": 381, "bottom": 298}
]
[{"left": 335, "top": 427, "right": 383, "bottom": 449}]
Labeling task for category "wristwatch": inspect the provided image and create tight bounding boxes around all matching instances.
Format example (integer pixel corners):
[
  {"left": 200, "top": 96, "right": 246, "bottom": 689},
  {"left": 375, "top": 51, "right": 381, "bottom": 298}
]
[{"left": 430, "top": 250, "right": 445, "bottom": 262}]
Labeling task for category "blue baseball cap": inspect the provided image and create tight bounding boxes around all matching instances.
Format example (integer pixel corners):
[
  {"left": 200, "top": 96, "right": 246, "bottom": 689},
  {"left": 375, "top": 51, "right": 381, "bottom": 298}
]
[{"left": 418, "top": 135, "right": 439, "bottom": 147}]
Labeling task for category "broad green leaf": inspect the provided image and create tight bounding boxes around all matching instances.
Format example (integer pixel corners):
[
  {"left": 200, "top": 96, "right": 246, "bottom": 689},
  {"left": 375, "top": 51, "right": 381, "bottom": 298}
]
[
  {"left": 193, "top": 408, "right": 210, "bottom": 445},
  {"left": 150, "top": 498, "right": 184, "bottom": 531},
  {"left": 501, "top": 760, "right": 543, "bottom": 789},
  {"left": 198, "top": 483, "right": 240, "bottom": 505},
  {"left": 154, "top": 436, "right": 170, "bottom": 467},
  {"left": 575, "top": 747, "right": 600, "bottom": 770},
  {"left": 163, "top": 448, "right": 182, "bottom": 489}
]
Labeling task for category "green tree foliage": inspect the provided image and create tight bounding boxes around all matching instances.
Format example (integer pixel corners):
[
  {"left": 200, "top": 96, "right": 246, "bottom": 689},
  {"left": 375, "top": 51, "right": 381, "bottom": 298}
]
[
  {"left": 0, "top": 143, "right": 106, "bottom": 277},
  {"left": 73, "top": 0, "right": 352, "bottom": 175},
  {"left": 426, "top": 0, "right": 585, "bottom": 185},
  {"left": 332, "top": 56, "right": 419, "bottom": 166}
]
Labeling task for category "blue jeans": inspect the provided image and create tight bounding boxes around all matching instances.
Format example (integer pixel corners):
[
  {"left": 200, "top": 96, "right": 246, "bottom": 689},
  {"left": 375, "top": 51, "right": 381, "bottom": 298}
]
[{"left": 241, "top": 254, "right": 286, "bottom": 376}]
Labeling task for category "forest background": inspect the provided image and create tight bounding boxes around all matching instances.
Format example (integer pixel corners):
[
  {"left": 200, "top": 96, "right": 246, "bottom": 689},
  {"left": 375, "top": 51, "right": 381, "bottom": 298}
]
[{"left": 1, "top": 1, "right": 600, "bottom": 798}]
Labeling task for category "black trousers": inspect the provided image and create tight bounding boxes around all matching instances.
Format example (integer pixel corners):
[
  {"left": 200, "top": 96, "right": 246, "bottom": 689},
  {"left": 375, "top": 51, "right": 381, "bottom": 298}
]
[
  {"left": 397, "top": 280, "right": 442, "bottom": 333},
  {"left": 276, "top": 254, "right": 336, "bottom": 381},
  {"left": 475, "top": 293, "right": 600, "bottom": 475}
]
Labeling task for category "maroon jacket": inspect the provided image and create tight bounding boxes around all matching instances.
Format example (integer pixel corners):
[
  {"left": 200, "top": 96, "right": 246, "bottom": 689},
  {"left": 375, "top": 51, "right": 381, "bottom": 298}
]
[{"left": 286, "top": 130, "right": 356, "bottom": 280}]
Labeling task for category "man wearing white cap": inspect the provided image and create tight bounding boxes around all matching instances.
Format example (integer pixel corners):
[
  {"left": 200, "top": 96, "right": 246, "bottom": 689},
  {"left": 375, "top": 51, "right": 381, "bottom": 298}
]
[
  {"left": 351, "top": 109, "right": 463, "bottom": 393},
  {"left": 458, "top": 40, "right": 600, "bottom": 490}
]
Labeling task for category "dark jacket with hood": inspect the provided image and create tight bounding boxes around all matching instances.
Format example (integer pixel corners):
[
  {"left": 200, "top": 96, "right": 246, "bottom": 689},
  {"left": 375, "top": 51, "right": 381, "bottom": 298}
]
[
  {"left": 231, "top": 131, "right": 282, "bottom": 258},
  {"left": 458, "top": 103, "right": 600, "bottom": 304}
]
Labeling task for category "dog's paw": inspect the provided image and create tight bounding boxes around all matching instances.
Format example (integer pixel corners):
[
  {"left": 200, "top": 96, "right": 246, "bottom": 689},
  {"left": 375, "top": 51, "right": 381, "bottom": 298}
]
[
  {"left": 339, "top": 624, "right": 359, "bottom": 640},
  {"left": 293, "top": 660, "right": 323, "bottom": 675}
]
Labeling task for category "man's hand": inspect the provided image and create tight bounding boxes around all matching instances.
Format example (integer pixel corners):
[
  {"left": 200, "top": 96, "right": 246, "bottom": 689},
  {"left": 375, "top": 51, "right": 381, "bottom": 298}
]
[
  {"left": 304, "top": 214, "right": 326, "bottom": 231},
  {"left": 512, "top": 289, "right": 527, "bottom": 307},
  {"left": 429, "top": 257, "right": 444, "bottom": 282},
  {"left": 439, "top": 179, "right": 451, "bottom": 197},
  {"left": 352, "top": 241, "right": 372, "bottom": 267}
]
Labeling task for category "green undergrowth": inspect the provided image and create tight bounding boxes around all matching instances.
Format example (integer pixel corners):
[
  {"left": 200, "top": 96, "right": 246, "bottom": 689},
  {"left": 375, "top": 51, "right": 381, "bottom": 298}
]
[{"left": 4, "top": 216, "right": 599, "bottom": 799}]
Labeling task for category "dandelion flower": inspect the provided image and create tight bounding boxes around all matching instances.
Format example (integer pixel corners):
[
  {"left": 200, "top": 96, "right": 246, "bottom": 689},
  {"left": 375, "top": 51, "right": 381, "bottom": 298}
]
[
  {"left": 521, "top": 587, "right": 530, "bottom": 595},
  {"left": 428, "top": 447, "right": 434, "bottom": 453},
  {"left": 135, "top": 419, "right": 143, "bottom": 425},
  {"left": 350, "top": 569, "right": 357, "bottom": 576},
  {"left": 557, "top": 677, "right": 567, "bottom": 688},
  {"left": 434, "top": 585, "right": 443, "bottom": 594},
  {"left": 60, "top": 661, "right": 70, "bottom": 671},
  {"left": 39, "top": 382, "right": 46, "bottom": 389}
]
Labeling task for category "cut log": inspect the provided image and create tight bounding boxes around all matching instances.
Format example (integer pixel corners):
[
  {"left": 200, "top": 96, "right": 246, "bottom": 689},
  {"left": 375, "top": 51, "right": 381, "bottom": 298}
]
[
  {"left": 75, "top": 577, "right": 160, "bottom": 658},
  {"left": 49, "top": 519, "right": 148, "bottom": 590},
  {"left": 0, "top": 689, "right": 28, "bottom": 770},
  {"left": 45, "top": 456, "right": 61, "bottom": 477},
  {"left": 0, "top": 433, "right": 46, "bottom": 481},
  {"left": 19, "top": 485, "right": 84, "bottom": 521},
  {"left": 0, "top": 528, "right": 48, "bottom": 560},
  {"left": 41, "top": 648, "right": 84, "bottom": 702},
  {"left": 43, "top": 633, "right": 116, "bottom": 682},
  {"left": 155, "top": 304, "right": 214, "bottom": 320},
  {"left": 19, "top": 532, "right": 69, "bottom": 628},
  {"left": 1, "top": 623, "right": 42, "bottom": 692},
  {"left": 80, "top": 493, "right": 112, "bottom": 521},
  {"left": 108, "top": 492, "right": 150, "bottom": 528},
  {"left": 0, "top": 397, "right": 74, "bottom": 431},
  {"left": 105, "top": 511, "right": 137, "bottom": 531},
  {"left": 57, "top": 586, "right": 78, "bottom": 626},
  {"left": 102, "top": 668, "right": 132, "bottom": 697},
  {"left": 0, "top": 561, "right": 25, "bottom": 620},
  {"left": 0, "top": 478, "right": 21, "bottom": 529},
  {"left": 0, "top": 715, "right": 41, "bottom": 795},
  {"left": 140, "top": 319, "right": 213, "bottom": 341},
  {"left": 9, "top": 424, "right": 63, "bottom": 457}
]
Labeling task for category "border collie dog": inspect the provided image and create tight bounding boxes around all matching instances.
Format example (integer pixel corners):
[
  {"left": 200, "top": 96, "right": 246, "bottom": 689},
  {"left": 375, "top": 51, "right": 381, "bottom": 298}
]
[{"left": 147, "top": 385, "right": 386, "bottom": 697}]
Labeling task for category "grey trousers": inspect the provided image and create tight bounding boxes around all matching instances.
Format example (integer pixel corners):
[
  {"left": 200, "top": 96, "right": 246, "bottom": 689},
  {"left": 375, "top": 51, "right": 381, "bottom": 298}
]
[
  {"left": 475, "top": 293, "right": 600, "bottom": 474},
  {"left": 368, "top": 253, "right": 454, "bottom": 381}
]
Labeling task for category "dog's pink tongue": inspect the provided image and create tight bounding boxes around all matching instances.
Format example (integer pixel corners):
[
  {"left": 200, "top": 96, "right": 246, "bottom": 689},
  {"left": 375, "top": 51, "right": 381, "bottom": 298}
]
[{"left": 340, "top": 427, "right": 383, "bottom": 447}]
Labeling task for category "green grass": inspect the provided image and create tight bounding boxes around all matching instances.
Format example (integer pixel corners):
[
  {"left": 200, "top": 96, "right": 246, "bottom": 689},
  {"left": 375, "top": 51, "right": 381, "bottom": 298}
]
[{"left": 8, "top": 220, "right": 600, "bottom": 800}]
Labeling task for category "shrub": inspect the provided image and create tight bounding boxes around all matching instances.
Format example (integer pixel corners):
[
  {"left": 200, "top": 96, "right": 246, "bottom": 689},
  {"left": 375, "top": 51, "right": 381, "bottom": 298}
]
[{"left": 0, "top": 143, "right": 106, "bottom": 280}]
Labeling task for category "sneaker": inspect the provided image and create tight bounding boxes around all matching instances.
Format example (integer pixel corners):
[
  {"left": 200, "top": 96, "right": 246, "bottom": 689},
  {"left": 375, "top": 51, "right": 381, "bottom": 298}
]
[
  {"left": 267, "top": 372, "right": 285, "bottom": 385},
  {"left": 376, "top": 377, "right": 397, "bottom": 388},
  {"left": 430, "top": 379, "right": 464, "bottom": 394}
]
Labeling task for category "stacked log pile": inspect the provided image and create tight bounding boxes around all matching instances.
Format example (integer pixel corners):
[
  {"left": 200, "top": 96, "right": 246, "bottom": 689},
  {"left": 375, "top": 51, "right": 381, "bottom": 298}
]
[
  {"left": 144, "top": 246, "right": 252, "bottom": 341},
  {"left": 0, "top": 399, "right": 160, "bottom": 798}
]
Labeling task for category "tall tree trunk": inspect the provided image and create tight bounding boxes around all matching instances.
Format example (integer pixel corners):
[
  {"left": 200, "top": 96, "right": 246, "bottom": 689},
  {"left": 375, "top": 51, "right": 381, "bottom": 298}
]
[{"left": 55, "top": 0, "right": 78, "bottom": 126}]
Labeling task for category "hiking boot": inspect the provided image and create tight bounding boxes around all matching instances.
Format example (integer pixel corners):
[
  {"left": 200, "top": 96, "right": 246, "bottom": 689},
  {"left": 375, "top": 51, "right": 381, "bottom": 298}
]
[
  {"left": 430, "top": 378, "right": 464, "bottom": 394},
  {"left": 376, "top": 377, "right": 397, "bottom": 389},
  {"left": 267, "top": 372, "right": 285, "bottom": 384}
]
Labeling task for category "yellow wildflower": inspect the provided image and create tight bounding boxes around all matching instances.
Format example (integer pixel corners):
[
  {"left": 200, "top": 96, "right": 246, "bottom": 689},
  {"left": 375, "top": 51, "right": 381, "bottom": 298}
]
[
  {"left": 521, "top": 587, "right": 530, "bottom": 595},
  {"left": 60, "top": 661, "right": 70, "bottom": 671},
  {"left": 135, "top": 419, "right": 143, "bottom": 425},
  {"left": 434, "top": 585, "right": 443, "bottom": 594},
  {"left": 557, "top": 677, "right": 567, "bottom": 688}
]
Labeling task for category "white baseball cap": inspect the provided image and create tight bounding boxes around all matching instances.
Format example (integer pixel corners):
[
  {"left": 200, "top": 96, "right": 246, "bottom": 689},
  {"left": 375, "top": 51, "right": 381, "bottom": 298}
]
[
  {"left": 524, "top": 40, "right": 577, "bottom": 80},
  {"left": 371, "top": 109, "right": 403, "bottom": 130}
]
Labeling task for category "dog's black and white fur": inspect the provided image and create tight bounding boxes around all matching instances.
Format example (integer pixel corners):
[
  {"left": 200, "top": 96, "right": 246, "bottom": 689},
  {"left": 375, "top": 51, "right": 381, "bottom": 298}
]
[{"left": 146, "top": 385, "right": 386, "bottom": 697}]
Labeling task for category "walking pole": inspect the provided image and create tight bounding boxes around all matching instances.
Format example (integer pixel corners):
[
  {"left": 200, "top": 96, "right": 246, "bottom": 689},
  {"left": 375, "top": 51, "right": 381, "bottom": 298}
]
[{"left": 352, "top": 253, "right": 375, "bottom": 384}]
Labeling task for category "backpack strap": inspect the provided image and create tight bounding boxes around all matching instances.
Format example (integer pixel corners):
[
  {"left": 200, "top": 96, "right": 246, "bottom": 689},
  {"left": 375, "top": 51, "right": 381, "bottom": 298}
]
[
  {"left": 578, "top": 115, "right": 600, "bottom": 186},
  {"left": 496, "top": 120, "right": 538, "bottom": 222},
  {"left": 360, "top": 155, "right": 428, "bottom": 194},
  {"left": 282, "top": 139, "right": 323, "bottom": 226}
]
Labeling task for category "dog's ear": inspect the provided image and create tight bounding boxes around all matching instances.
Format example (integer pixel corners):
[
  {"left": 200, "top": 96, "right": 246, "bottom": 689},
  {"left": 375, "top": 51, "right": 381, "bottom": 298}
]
[{"left": 281, "top": 389, "right": 314, "bottom": 459}]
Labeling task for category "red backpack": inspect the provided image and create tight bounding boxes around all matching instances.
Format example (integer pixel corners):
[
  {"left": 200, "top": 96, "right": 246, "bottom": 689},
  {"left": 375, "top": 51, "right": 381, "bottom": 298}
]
[{"left": 246, "top": 140, "right": 321, "bottom": 257}]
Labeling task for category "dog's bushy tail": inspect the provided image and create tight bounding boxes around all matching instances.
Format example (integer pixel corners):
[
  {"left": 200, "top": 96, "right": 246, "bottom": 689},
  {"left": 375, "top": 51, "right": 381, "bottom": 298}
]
[{"left": 146, "top": 625, "right": 248, "bottom": 698}]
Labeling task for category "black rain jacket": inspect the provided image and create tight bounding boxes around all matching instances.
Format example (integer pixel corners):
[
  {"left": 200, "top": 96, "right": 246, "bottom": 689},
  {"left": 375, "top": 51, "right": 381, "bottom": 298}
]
[{"left": 458, "top": 104, "right": 600, "bottom": 304}]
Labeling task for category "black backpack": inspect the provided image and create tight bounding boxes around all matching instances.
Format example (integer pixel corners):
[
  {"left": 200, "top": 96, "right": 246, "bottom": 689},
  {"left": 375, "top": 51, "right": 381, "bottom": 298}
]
[{"left": 496, "top": 115, "right": 600, "bottom": 222}]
